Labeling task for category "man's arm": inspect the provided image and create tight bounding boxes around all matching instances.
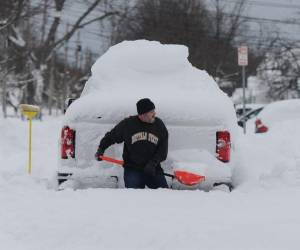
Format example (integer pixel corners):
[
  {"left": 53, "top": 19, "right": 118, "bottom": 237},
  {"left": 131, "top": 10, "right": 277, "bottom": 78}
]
[
  {"left": 97, "top": 119, "right": 127, "bottom": 152},
  {"left": 150, "top": 131, "right": 168, "bottom": 166},
  {"left": 143, "top": 130, "right": 168, "bottom": 176}
]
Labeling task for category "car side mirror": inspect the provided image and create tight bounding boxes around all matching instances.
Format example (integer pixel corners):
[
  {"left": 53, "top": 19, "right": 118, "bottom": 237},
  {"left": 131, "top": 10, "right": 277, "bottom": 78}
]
[
  {"left": 237, "top": 120, "right": 244, "bottom": 127},
  {"left": 64, "top": 98, "right": 76, "bottom": 113}
]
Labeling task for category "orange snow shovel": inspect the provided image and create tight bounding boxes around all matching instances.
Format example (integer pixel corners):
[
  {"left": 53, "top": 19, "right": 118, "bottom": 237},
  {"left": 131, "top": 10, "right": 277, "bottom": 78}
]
[{"left": 100, "top": 155, "right": 205, "bottom": 186}]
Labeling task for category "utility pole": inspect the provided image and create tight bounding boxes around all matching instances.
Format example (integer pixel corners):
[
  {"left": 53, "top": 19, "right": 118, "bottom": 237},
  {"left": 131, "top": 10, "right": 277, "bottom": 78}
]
[
  {"left": 1, "top": 28, "right": 8, "bottom": 118},
  {"left": 62, "top": 23, "right": 69, "bottom": 112},
  {"left": 1, "top": 69, "right": 7, "bottom": 118},
  {"left": 84, "top": 49, "right": 91, "bottom": 72},
  {"left": 79, "top": 46, "right": 84, "bottom": 70},
  {"left": 27, "top": 0, "right": 32, "bottom": 49},
  {"left": 48, "top": 51, "right": 55, "bottom": 115},
  {"left": 75, "top": 30, "right": 81, "bottom": 69},
  {"left": 40, "top": 0, "right": 49, "bottom": 44}
]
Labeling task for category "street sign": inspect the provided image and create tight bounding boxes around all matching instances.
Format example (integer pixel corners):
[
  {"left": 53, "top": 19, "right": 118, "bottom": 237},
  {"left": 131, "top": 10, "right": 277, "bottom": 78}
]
[{"left": 238, "top": 46, "right": 248, "bottom": 66}]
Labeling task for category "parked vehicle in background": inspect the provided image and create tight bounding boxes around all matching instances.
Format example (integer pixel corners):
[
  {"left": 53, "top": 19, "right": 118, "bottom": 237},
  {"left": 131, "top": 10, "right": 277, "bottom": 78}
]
[
  {"left": 58, "top": 40, "right": 239, "bottom": 191},
  {"left": 63, "top": 98, "right": 75, "bottom": 113},
  {"left": 254, "top": 99, "right": 300, "bottom": 133},
  {"left": 235, "top": 103, "right": 264, "bottom": 118},
  {"left": 237, "top": 106, "right": 264, "bottom": 128}
]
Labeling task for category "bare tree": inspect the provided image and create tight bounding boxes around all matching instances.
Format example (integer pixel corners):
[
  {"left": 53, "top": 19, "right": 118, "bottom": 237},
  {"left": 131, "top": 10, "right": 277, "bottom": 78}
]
[
  {"left": 35, "top": 0, "right": 118, "bottom": 65},
  {"left": 207, "top": 0, "right": 248, "bottom": 77},
  {"left": 0, "top": 0, "right": 40, "bottom": 117},
  {"left": 109, "top": 0, "right": 251, "bottom": 95},
  {"left": 0, "top": 0, "right": 120, "bottom": 117},
  {"left": 112, "top": 0, "right": 211, "bottom": 68},
  {"left": 29, "top": 0, "right": 118, "bottom": 109},
  {"left": 257, "top": 41, "right": 300, "bottom": 101}
]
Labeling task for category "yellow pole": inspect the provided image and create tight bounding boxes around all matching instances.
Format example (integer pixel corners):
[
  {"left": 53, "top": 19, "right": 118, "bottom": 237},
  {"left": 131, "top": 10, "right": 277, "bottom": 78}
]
[
  {"left": 19, "top": 104, "right": 40, "bottom": 175},
  {"left": 28, "top": 118, "right": 32, "bottom": 174}
]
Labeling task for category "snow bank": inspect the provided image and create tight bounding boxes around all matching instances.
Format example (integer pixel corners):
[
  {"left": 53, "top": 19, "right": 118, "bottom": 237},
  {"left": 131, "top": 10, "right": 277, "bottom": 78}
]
[
  {"left": 66, "top": 40, "right": 236, "bottom": 129},
  {"left": 257, "top": 99, "right": 300, "bottom": 125},
  {"left": 0, "top": 116, "right": 61, "bottom": 182},
  {"left": 234, "top": 119, "right": 300, "bottom": 189}
]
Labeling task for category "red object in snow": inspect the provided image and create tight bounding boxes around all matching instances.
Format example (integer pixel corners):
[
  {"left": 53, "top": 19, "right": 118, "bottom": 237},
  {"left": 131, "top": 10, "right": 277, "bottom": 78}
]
[
  {"left": 216, "top": 131, "right": 231, "bottom": 162},
  {"left": 61, "top": 126, "right": 76, "bottom": 159},
  {"left": 255, "top": 119, "right": 268, "bottom": 133},
  {"left": 174, "top": 170, "right": 205, "bottom": 185}
]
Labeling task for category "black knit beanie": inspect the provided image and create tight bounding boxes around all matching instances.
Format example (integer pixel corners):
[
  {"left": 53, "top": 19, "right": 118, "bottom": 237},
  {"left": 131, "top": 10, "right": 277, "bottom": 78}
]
[{"left": 136, "top": 98, "right": 155, "bottom": 115}]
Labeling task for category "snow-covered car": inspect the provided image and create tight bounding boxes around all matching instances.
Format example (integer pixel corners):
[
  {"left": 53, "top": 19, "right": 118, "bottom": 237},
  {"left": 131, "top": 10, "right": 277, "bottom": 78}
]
[
  {"left": 237, "top": 106, "right": 264, "bottom": 128},
  {"left": 58, "top": 40, "right": 239, "bottom": 190},
  {"left": 255, "top": 99, "right": 300, "bottom": 133},
  {"left": 235, "top": 103, "right": 264, "bottom": 118}
]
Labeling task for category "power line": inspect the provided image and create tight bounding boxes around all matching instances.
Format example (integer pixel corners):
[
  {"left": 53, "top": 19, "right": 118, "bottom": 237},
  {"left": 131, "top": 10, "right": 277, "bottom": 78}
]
[
  {"left": 232, "top": 14, "right": 300, "bottom": 26},
  {"left": 218, "top": 0, "right": 300, "bottom": 10}
]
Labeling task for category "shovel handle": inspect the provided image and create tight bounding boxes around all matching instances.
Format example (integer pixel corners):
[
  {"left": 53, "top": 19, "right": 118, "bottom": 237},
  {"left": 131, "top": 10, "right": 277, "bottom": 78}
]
[
  {"left": 163, "top": 172, "right": 175, "bottom": 178},
  {"left": 100, "top": 155, "right": 124, "bottom": 165}
]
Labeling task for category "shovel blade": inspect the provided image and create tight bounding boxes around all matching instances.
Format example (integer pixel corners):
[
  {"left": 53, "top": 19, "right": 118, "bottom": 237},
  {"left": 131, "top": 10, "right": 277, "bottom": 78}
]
[{"left": 174, "top": 170, "right": 205, "bottom": 186}]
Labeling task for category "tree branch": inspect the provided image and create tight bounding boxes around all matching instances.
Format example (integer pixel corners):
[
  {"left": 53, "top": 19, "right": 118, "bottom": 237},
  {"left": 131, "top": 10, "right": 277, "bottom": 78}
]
[
  {"left": 78, "top": 11, "right": 118, "bottom": 28},
  {"left": 226, "top": 0, "right": 247, "bottom": 43},
  {"left": 0, "top": 0, "right": 26, "bottom": 31},
  {"left": 42, "top": 0, "right": 119, "bottom": 61},
  {"left": 52, "top": 1, "right": 112, "bottom": 49},
  {"left": 43, "top": 0, "right": 66, "bottom": 54}
]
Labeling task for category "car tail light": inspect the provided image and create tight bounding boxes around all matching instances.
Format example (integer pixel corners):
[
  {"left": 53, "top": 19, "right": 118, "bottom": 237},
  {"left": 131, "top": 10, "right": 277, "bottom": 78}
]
[
  {"left": 216, "top": 131, "right": 231, "bottom": 162},
  {"left": 255, "top": 119, "right": 268, "bottom": 133},
  {"left": 61, "top": 126, "right": 75, "bottom": 159}
]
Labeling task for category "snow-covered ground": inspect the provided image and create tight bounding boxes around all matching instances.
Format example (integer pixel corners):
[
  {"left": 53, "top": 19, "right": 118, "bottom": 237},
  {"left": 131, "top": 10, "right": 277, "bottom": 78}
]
[{"left": 1, "top": 113, "right": 300, "bottom": 250}]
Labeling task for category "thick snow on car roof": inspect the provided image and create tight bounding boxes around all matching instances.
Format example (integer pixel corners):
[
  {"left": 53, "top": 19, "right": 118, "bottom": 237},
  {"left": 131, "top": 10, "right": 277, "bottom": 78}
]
[
  {"left": 258, "top": 99, "right": 300, "bottom": 124},
  {"left": 65, "top": 40, "right": 236, "bottom": 128}
]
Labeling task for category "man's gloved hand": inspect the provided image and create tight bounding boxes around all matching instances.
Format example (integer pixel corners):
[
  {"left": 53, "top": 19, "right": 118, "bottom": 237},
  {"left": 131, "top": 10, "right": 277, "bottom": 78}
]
[
  {"left": 144, "top": 161, "right": 156, "bottom": 176},
  {"left": 95, "top": 147, "right": 105, "bottom": 161}
]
